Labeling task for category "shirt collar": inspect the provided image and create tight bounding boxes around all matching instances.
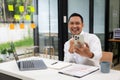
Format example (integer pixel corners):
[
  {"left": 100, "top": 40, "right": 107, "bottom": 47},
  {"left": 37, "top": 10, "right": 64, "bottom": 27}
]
[{"left": 80, "top": 31, "right": 84, "bottom": 35}]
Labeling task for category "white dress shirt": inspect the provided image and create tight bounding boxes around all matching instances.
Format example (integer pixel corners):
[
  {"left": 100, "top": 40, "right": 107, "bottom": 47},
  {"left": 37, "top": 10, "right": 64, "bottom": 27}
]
[{"left": 64, "top": 31, "right": 102, "bottom": 66}]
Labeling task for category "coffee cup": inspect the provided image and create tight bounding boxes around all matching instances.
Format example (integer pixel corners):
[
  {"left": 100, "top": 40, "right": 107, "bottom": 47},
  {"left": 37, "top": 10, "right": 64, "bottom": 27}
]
[{"left": 100, "top": 61, "right": 110, "bottom": 73}]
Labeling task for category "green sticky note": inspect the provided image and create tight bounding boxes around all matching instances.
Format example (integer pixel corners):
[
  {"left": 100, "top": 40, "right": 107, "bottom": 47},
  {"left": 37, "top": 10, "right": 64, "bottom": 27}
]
[
  {"left": 30, "top": 6, "right": 35, "bottom": 12},
  {"left": 8, "top": 5, "right": 14, "bottom": 11},
  {"left": 25, "top": 15, "right": 31, "bottom": 20},
  {"left": 14, "top": 15, "right": 20, "bottom": 20},
  {"left": 19, "top": 6, "right": 24, "bottom": 12}
]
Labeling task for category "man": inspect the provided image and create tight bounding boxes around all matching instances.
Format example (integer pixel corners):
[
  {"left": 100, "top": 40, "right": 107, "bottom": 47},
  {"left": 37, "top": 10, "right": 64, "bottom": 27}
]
[{"left": 64, "top": 13, "right": 102, "bottom": 66}]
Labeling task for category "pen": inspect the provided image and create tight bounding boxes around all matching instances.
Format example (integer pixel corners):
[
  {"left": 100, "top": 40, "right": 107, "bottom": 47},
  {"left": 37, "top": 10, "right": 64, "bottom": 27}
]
[{"left": 51, "top": 62, "right": 58, "bottom": 65}]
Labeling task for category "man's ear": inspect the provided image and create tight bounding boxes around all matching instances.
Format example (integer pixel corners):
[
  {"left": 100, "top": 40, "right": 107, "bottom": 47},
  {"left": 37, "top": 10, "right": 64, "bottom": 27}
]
[{"left": 82, "top": 23, "right": 84, "bottom": 27}]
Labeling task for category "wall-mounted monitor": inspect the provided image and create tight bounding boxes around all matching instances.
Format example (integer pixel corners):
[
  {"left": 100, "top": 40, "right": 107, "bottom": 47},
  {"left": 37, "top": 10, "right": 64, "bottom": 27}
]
[{"left": 113, "top": 28, "right": 120, "bottom": 39}]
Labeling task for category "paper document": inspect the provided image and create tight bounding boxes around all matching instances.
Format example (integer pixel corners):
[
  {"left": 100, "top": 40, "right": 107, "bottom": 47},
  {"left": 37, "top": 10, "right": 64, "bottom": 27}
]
[
  {"left": 48, "top": 61, "right": 72, "bottom": 70},
  {"left": 59, "top": 64, "right": 99, "bottom": 78}
]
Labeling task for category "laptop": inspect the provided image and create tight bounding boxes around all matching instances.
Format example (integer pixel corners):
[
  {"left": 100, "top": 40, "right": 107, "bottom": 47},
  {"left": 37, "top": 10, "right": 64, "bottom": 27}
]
[{"left": 13, "top": 52, "right": 47, "bottom": 71}]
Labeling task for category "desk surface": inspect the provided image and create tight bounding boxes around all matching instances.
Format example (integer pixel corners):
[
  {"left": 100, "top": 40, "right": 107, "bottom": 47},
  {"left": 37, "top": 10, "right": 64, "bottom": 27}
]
[
  {"left": 108, "top": 39, "right": 120, "bottom": 42},
  {"left": 0, "top": 57, "right": 120, "bottom": 80}
]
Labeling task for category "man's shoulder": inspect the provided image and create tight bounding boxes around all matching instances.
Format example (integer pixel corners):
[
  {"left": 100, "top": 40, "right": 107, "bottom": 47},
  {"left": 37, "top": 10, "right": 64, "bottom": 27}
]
[
  {"left": 84, "top": 32, "right": 98, "bottom": 38},
  {"left": 64, "top": 38, "right": 72, "bottom": 45},
  {"left": 83, "top": 32, "right": 100, "bottom": 41}
]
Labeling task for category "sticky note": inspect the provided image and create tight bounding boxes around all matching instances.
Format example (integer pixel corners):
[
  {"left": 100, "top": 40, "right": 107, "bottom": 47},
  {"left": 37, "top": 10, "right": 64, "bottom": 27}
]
[
  {"left": 31, "top": 23, "right": 36, "bottom": 29},
  {"left": 25, "top": 15, "right": 31, "bottom": 20},
  {"left": 19, "top": 6, "right": 24, "bottom": 12},
  {"left": 20, "top": 23, "right": 24, "bottom": 29},
  {"left": 14, "top": 15, "right": 20, "bottom": 20},
  {"left": 30, "top": 6, "right": 35, "bottom": 12},
  {"left": 10, "top": 23, "right": 14, "bottom": 30},
  {"left": 8, "top": 5, "right": 14, "bottom": 11}
]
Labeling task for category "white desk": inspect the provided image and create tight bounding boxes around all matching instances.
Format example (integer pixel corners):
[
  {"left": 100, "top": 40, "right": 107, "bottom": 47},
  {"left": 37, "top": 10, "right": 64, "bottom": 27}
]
[{"left": 0, "top": 57, "right": 120, "bottom": 80}]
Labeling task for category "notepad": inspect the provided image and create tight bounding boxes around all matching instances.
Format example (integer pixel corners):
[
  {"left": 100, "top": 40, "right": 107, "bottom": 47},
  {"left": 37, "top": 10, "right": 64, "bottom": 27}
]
[
  {"left": 48, "top": 61, "right": 72, "bottom": 70},
  {"left": 59, "top": 64, "right": 99, "bottom": 78},
  {"left": 19, "top": 6, "right": 24, "bottom": 12},
  {"left": 20, "top": 23, "right": 24, "bottom": 29},
  {"left": 31, "top": 23, "right": 36, "bottom": 29},
  {"left": 25, "top": 15, "right": 31, "bottom": 20},
  {"left": 9, "top": 23, "right": 15, "bottom": 30},
  {"left": 8, "top": 5, "right": 14, "bottom": 11}
]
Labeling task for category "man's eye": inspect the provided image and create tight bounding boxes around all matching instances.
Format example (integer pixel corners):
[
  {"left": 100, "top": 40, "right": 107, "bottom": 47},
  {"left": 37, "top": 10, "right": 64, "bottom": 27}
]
[
  {"left": 76, "top": 22, "right": 80, "bottom": 25},
  {"left": 70, "top": 22, "right": 74, "bottom": 25}
]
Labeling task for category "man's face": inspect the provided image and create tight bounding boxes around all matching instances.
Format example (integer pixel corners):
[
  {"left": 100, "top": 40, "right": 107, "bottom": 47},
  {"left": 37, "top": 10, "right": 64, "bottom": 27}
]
[{"left": 68, "top": 16, "right": 83, "bottom": 35}]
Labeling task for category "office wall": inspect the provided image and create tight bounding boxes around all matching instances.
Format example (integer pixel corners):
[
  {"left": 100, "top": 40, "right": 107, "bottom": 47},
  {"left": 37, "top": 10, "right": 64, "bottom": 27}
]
[
  {"left": 94, "top": 0, "right": 105, "bottom": 33},
  {"left": 109, "top": 0, "right": 120, "bottom": 31},
  {"left": 38, "top": 0, "right": 58, "bottom": 55},
  {"left": 68, "top": 0, "right": 89, "bottom": 32}
]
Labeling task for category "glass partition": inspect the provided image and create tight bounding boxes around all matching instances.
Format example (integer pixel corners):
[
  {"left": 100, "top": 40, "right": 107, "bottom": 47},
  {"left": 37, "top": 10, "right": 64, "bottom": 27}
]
[
  {"left": 0, "top": 0, "right": 35, "bottom": 61},
  {"left": 94, "top": 0, "right": 105, "bottom": 50},
  {"left": 38, "top": 0, "right": 58, "bottom": 59}
]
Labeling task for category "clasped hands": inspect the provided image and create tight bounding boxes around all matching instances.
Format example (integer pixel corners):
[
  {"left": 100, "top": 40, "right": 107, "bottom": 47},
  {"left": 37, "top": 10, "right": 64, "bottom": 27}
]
[{"left": 69, "top": 39, "right": 94, "bottom": 58}]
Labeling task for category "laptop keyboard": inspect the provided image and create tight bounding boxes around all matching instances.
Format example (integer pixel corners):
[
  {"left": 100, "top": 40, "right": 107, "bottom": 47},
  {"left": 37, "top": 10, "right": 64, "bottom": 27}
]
[
  {"left": 22, "top": 60, "right": 44, "bottom": 68},
  {"left": 19, "top": 59, "right": 47, "bottom": 70},
  {"left": 23, "top": 60, "right": 35, "bottom": 68}
]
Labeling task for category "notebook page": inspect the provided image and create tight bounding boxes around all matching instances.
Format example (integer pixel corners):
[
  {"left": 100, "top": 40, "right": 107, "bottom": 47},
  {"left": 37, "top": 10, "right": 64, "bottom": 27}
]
[
  {"left": 48, "top": 61, "right": 72, "bottom": 70},
  {"left": 59, "top": 64, "right": 99, "bottom": 78}
]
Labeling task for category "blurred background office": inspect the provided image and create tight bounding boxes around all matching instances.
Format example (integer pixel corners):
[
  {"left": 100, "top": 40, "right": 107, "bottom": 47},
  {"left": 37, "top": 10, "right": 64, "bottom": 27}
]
[{"left": 0, "top": 0, "right": 120, "bottom": 68}]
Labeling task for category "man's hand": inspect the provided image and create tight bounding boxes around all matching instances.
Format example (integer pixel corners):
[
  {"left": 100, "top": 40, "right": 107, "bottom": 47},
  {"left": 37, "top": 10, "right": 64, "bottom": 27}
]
[
  {"left": 69, "top": 39, "right": 74, "bottom": 53},
  {"left": 74, "top": 42, "right": 94, "bottom": 58}
]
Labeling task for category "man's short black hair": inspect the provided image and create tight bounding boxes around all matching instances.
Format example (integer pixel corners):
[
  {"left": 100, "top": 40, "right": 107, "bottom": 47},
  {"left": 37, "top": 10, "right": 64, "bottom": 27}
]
[{"left": 68, "top": 13, "right": 83, "bottom": 23}]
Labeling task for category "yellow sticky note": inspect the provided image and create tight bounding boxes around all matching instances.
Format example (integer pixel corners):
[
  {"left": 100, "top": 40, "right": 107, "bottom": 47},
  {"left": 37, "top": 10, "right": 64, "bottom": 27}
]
[
  {"left": 30, "top": 6, "right": 35, "bottom": 12},
  {"left": 20, "top": 23, "right": 24, "bottom": 29},
  {"left": 8, "top": 5, "right": 14, "bottom": 11},
  {"left": 31, "top": 23, "right": 36, "bottom": 29},
  {"left": 19, "top": 6, "right": 24, "bottom": 12},
  {"left": 25, "top": 15, "right": 31, "bottom": 20},
  {"left": 14, "top": 15, "right": 20, "bottom": 20},
  {"left": 10, "top": 23, "right": 14, "bottom": 30}
]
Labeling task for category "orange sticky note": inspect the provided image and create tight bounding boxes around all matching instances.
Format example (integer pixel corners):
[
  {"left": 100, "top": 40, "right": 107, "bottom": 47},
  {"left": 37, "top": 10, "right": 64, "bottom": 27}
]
[
  {"left": 31, "top": 23, "right": 36, "bottom": 29},
  {"left": 10, "top": 23, "right": 14, "bottom": 30},
  {"left": 20, "top": 23, "right": 24, "bottom": 29}
]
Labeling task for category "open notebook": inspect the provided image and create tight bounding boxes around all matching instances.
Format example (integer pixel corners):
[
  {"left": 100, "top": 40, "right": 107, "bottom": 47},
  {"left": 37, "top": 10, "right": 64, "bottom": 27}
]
[
  {"left": 59, "top": 64, "right": 99, "bottom": 78},
  {"left": 48, "top": 61, "right": 72, "bottom": 70}
]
